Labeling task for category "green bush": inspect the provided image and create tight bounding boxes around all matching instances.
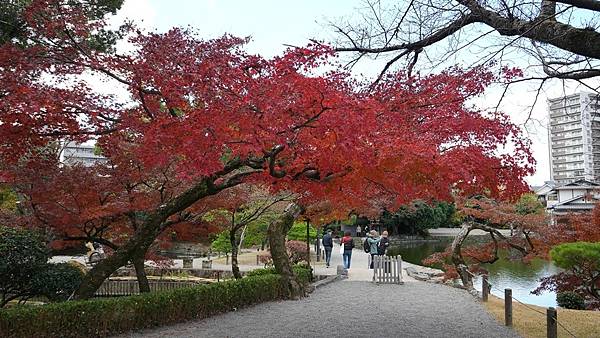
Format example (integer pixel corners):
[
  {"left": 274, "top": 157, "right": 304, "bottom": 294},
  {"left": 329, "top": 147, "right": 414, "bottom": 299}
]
[
  {"left": 0, "top": 226, "right": 50, "bottom": 307},
  {"left": 32, "top": 263, "right": 84, "bottom": 302},
  {"left": 0, "top": 273, "right": 307, "bottom": 338},
  {"left": 557, "top": 291, "right": 585, "bottom": 310},
  {"left": 550, "top": 242, "right": 600, "bottom": 270},
  {"left": 245, "top": 265, "right": 312, "bottom": 283},
  {"left": 245, "top": 267, "right": 277, "bottom": 277}
]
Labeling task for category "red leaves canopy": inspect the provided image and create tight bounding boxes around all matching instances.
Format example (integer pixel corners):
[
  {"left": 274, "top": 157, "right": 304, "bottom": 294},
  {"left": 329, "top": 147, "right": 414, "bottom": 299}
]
[{"left": 1, "top": 1, "right": 534, "bottom": 238}]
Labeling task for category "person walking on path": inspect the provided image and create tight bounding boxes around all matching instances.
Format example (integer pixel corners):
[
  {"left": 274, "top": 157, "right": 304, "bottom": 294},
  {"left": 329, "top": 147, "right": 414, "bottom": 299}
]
[
  {"left": 322, "top": 230, "right": 334, "bottom": 267},
  {"left": 356, "top": 225, "right": 362, "bottom": 237},
  {"left": 367, "top": 230, "right": 381, "bottom": 269},
  {"left": 340, "top": 231, "right": 355, "bottom": 269}
]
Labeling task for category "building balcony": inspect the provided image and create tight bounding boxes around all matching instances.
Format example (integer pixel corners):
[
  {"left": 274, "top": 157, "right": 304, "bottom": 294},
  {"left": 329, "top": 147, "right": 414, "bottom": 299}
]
[
  {"left": 551, "top": 136, "right": 582, "bottom": 142},
  {"left": 550, "top": 119, "right": 581, "bottom": 126}
]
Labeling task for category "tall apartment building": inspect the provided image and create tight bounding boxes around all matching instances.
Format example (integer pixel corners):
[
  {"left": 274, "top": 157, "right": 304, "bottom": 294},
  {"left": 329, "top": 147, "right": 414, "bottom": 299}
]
[{"left": 548, "top": 92, "right": 600, "bottom": 184}]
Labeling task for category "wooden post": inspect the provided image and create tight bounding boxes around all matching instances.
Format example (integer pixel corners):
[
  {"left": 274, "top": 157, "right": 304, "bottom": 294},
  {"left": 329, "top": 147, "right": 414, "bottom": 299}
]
[
  {"left": 482, "top": 275, "right": 489, "bottom": 302},
  {"left": 547, "top": 307, "right": 557, "bottom": 338},
  {"left": 398, "top": 255, "right": 403, "bottom": 284},
  {"left": 225, "top": 253, "right": 229, "bottom": 265},
  {"left": 256, "top": 254, "right": 259, "bottom": 266},
  {"left": 217, "top": 270, "right": 221, "bottom": 283},
  {"left": 505, "top": 288, "right": 513, "bottom": 326}
]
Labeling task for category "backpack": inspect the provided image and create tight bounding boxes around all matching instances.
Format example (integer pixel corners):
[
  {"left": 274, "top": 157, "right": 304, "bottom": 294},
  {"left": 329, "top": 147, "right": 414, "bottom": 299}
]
[{"left": 363, "top": 238, "right": 370, "bottom": 253}]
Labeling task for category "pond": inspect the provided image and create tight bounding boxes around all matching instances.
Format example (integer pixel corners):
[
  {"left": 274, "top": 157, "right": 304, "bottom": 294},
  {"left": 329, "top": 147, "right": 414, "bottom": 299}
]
[{"left": 390, "top": 237, "right": 560, "bottom": 307}]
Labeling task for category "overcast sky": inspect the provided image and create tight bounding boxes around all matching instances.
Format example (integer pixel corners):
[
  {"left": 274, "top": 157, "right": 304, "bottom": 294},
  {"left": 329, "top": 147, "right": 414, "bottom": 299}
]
[{"left": 109, "top": 0, "right": 600, "bottom": 186}]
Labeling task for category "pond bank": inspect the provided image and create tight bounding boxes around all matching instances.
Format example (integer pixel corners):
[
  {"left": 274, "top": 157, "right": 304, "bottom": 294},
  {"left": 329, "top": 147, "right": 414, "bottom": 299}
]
[{"left": 388, "top": 235, "right": 560, "bottom": 308}]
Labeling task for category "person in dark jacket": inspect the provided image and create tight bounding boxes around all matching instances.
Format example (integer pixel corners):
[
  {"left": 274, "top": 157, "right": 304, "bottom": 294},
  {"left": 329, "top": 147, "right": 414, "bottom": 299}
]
[
  {"left": 322, "top": 230, "right": 334, "bottom": 267},
  {"left": 378, "top": 230, "right": 390, "bottom": 255},
  {"left": 340, "top": 231, "right": 355, "bottom": 269}
]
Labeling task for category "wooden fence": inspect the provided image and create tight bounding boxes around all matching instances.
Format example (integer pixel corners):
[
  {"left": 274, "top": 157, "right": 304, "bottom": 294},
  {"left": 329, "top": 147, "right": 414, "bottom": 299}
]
[
  {"left": 372, "top": 255, "right": 403, "bottom": 284},
  {"left": 95, "top": 279, "right": 204, "bottom": 297}
]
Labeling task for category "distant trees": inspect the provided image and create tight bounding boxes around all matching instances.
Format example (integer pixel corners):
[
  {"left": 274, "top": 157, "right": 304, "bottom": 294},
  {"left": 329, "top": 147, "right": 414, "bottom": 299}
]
[
  {"left": 287, "top": 221, "right": 317, "bottom": 242},
  {"left": 205, "top": 185, "right": 292, "bottom": 279},
  {"left": 381, "top": 200, "right": 459, "bottom": 236},
  {"left": 515, "top": 193, "right": 544, "bottom": 215}
]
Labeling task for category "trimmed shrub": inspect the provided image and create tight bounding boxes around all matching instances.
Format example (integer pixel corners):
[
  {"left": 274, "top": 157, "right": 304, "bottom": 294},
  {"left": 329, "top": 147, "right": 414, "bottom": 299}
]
[
  {"left": 245, "top": 267, "right": 277, "bottom": 277},
  {"left": 0, "top": 226, "right": 49, "bottom": 307},
  {"left": 32, "top": 263, "right": 84, "bottom": 302},
  {"left": 0, "top": 274, "right": 295, "bottom": 338},
  {"left": 0, "top": 265, "right": 314, "bottom": 338},
  {"left": 245, "top": 265, "right": 312, "bottom": 283},
  {"left": 557, "top": 291, "right": 586, "bottom": 310}
]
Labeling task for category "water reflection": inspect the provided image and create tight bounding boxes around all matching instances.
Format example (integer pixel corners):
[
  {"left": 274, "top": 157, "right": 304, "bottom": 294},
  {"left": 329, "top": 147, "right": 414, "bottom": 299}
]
[{"left": 391, "top": 237, "right": 559, "bottom": 307}]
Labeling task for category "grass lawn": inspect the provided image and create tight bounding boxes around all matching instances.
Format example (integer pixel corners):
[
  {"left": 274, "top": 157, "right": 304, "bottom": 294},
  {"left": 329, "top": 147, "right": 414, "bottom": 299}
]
[{"left": 484, "top": 295, "right": 600, "bottom": 338}]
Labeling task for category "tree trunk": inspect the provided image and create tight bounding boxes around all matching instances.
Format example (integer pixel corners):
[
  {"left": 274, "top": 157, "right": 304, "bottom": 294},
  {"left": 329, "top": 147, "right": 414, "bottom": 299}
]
[
  {"left": 74, "top": 220, "right": 162, "bottom": 299},
  {"left": 451, "top": 223, "right": 474, "bottom": 290},
  {"left": 73, "top": 175, "right": 227, "bottom": 299},
  {"left": 230, "top": 228, "right": 242, "bottom": 279},
  {"left": 132, "top": 252, "right": 150, "bottom": 293},
  {"left": 268, "top": 203, "right": 305, "bottom": 299}
]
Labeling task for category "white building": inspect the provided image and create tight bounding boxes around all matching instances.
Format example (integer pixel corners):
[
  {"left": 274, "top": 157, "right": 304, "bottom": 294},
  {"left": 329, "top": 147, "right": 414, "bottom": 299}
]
[
  {"left": 548, "top": 92, "right": 600, "bottom": 184},
  {"left": 535, "top": 179, "right": 600, "bottom": 214},
  {"left": 533, "top": 181, "right": 557, "bottom": 208},
  {"left": 59, "top": 142, "right": 107, "bottom": 166}
]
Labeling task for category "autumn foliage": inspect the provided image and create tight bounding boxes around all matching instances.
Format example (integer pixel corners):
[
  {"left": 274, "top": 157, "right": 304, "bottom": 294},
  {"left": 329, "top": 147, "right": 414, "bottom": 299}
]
[{"left": 0, "top": 0, "right": 534, "bottom": 297}]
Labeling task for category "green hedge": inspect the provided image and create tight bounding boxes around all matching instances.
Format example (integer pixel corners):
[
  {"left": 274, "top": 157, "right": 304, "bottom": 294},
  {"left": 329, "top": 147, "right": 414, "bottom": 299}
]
[
  {"left": 245, "top": 264, "right": 313, "bottom": 282},
  {"left": 0, "top": 270, "right": 311, "bottom": 338}
]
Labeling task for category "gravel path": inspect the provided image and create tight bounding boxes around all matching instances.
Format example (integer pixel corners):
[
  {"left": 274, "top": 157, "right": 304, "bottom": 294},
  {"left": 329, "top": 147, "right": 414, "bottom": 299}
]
[{"left": 122, "top": 280, "right": 520, "bottom": 338}]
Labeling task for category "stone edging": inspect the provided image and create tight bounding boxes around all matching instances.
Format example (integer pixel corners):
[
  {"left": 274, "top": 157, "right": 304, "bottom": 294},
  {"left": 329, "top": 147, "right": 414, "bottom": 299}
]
[{"left": 311, "top": 275, "right": 340, "bottom": 291}]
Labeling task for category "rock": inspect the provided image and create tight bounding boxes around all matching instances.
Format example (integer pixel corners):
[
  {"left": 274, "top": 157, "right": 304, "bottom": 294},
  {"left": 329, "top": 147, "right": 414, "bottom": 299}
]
[{"left": 405, "top": 265, "right": 444, "bottom": 282}]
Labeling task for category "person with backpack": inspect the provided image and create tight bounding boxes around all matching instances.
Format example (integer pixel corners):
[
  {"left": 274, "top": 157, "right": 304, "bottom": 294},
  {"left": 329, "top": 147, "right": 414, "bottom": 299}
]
[
  {"left": 340, "top": 231, "right": 355, "bottom": 269},
  {"left": 322, "top": 229, "right": 334, "bottom": 267},
  {"left": 367, "top": 230, "right": 381, "bottom": 269}
]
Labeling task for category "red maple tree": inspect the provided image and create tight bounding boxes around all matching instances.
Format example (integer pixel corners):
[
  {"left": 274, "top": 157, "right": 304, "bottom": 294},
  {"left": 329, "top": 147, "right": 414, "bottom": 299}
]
[{"left": 0, "top": 0, "right": 533, "bottom": 298}]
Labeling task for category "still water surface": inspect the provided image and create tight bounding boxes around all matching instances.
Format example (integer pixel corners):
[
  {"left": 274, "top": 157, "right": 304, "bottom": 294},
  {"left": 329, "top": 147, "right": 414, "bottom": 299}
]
[{"left": 391, "top": 237, "right": 560, "bottom": 307}]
